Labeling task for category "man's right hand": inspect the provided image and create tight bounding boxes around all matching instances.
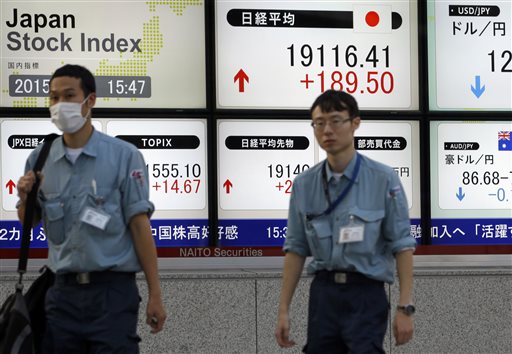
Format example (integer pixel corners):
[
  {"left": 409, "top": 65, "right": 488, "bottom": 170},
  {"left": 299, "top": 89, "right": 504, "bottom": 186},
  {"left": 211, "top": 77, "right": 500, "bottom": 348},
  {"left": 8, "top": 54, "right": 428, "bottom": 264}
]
[{"left": 275, "top": 312, "right": 296, "bottom": 348}]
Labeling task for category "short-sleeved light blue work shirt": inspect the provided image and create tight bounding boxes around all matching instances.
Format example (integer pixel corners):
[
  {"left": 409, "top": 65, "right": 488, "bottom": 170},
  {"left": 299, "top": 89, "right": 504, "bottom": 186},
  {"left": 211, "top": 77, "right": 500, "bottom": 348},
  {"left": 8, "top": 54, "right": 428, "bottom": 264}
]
[
  {"left": 25, "top": 129, "right": 154, "bottom": 273},
  {"left": 283, "top": 153, "right": 416, "bottom": 284}
]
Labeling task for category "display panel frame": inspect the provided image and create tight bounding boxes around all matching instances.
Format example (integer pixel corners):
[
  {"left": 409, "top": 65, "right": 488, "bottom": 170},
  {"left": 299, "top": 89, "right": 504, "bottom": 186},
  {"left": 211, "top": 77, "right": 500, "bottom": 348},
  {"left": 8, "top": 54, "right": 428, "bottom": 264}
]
[
  {"left": 215, "top": 0, "right": 420, "bottom": 111},
  {"left": 427, "top": 0, "right": 512, "bottom": 112},
  {"left": 426, "top": 119, "right": 512, "bottom": 254},
  {"left": 0, "top": 0, "right": 208, "bottom": 110}
]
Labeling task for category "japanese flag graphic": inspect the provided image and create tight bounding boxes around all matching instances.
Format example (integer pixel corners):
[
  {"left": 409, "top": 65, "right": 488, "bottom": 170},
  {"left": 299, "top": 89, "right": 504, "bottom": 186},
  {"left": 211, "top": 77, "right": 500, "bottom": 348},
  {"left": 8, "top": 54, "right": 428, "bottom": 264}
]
[{"left": 353, "top": 5, "right": 392, "bottom": 33}]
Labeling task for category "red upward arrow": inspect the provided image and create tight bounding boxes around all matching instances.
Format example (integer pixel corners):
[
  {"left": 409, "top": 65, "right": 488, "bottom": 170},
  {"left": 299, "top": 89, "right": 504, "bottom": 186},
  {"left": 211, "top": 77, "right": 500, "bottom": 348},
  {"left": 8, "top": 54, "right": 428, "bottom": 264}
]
[
  {"left": 223, "top": 179, "right": 233, "bottom": 194},
  {"left": 234, "top": 69, "right": 249, "bottom": 92},
  {"left": 5, "top": 179, "right": 16, "bottom": 194}
]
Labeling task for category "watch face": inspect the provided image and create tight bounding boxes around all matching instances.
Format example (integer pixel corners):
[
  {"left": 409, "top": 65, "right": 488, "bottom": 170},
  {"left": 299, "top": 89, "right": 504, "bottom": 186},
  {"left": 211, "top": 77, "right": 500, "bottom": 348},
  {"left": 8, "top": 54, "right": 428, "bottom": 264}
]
[
  {"left": 398, "top": 304, "right": 416, "bottom": 315},
  {"left": 405, "top": 305, "right": 416, "bottom": 315}
]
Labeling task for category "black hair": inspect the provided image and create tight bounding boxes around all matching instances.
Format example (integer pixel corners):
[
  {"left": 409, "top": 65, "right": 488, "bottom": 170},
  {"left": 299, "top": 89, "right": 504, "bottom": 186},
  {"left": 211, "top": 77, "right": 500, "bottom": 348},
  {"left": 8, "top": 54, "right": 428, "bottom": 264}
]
[
  {"left": 310, "top": 89, "right": 360, "bottom": 118},
  {"left": 50, "top": 64, "right": 96, "bottom": 96}
]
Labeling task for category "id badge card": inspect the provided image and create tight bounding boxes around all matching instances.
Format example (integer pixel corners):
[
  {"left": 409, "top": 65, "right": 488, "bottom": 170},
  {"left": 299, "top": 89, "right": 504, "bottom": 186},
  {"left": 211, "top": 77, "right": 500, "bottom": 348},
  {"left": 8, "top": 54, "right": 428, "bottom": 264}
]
[
  {"left": 338, "top": 217, "right": 365, "bottom": 244},
  {"left": 80, "top": 206, "right": 111, "bottom": 230}
]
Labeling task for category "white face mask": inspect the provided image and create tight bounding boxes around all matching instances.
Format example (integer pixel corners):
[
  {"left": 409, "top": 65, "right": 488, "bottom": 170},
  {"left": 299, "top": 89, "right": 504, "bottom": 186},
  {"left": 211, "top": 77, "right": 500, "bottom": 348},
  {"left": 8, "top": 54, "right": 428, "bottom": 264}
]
[{"left": 49, "top": 95, "right": 90, "bottom": 133}]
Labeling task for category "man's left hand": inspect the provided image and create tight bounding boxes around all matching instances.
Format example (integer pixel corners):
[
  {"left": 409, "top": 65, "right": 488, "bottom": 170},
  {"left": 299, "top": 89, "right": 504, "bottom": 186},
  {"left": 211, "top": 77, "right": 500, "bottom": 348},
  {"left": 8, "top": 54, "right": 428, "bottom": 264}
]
[
  {"left": 146, "top": 294, "right": 167, "bottom": 333},
  {"left": 393, "top": 311, "right": 414, "bottom": 345}
]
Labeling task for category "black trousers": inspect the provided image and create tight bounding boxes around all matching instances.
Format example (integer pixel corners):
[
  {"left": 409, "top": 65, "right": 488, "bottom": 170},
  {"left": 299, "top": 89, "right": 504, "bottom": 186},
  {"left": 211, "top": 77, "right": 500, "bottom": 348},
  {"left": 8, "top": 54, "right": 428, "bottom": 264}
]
[
  {"left": 42, "top": 272, "right": 140, "bottom": 354},
  {"left": 304, "top": 272, "right": 388, "bottom": 354}
]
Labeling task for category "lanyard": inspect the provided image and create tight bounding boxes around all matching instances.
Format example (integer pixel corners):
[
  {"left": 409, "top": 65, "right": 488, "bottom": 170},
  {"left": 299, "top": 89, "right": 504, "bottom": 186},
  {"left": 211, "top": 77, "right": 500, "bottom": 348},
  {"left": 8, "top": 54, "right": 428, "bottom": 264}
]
[{"left": 306, "top": 153, "right": 361, "bottom": 221}]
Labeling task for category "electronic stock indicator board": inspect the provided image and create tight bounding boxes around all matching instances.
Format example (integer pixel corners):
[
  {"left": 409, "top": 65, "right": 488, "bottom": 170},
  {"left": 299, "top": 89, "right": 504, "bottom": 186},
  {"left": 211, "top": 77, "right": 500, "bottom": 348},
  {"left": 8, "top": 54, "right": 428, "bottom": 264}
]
[
  {"left": 428, "top": 0, "right": 512, "bottom": 110},
  {"left": 430, "top": 121, "right": 512, "bottom": 245},
  {"left": 0, "top": 118, "right": 209, "bottom": 250},
  {"left": 319, "top": 120, "right": 421, "bottom": 221},
  {"left": 216, "top": 0, "right": 419, "bottom": 110},
  {"left": 0, "top": 0, "right": 206, "bottom": 108},
  {"left": 217, "top": 120, "right": 422, "bottom": 251}
]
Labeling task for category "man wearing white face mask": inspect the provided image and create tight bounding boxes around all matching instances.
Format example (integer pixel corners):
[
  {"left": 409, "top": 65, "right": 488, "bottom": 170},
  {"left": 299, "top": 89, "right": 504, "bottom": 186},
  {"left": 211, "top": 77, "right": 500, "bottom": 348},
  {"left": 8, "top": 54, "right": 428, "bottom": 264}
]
[
  {"left": 16, "top": 64, "right": 167, "bottom": 353},
  {"left": 49, "top": 92, "right": 91, "bottom": 134}
]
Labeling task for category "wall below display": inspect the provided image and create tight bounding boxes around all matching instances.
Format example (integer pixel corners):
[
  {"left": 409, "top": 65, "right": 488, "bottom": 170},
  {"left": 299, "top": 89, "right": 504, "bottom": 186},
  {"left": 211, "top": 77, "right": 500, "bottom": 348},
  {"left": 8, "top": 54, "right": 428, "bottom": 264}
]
[{"left": 1, "top": 265, "right": 510, "bottom": 354}]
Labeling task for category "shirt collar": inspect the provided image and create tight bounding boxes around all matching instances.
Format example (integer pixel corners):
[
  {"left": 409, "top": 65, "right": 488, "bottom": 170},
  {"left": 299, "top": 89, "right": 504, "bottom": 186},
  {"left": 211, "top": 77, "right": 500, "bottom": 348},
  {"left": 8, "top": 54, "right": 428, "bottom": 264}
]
[
  {"left": 81, "top": 128, "right": 100, "bottom": 157},
  {"left": 50, "top": 128, "right": 99, "bottom": 162},
  {"left": 324, "top": 153, "right": 359, "bottom": 183}
]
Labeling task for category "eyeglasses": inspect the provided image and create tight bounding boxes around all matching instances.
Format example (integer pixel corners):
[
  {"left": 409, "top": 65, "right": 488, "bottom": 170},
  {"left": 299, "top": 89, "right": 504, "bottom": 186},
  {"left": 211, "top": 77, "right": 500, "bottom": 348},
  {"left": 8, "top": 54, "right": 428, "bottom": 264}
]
[{"left": 311, "top": 117, "right": 352, "bottom": 131}]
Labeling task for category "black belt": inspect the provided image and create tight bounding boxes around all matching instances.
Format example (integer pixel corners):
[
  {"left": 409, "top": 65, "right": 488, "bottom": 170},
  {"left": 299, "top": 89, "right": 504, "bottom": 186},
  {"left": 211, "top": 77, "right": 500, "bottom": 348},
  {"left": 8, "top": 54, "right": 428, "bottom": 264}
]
[
  {"left": 55, "top": 271, "right": 135, "bottom": 285},
  {"left": 315, "top": 270, "right": 383, "bottom": 285}
]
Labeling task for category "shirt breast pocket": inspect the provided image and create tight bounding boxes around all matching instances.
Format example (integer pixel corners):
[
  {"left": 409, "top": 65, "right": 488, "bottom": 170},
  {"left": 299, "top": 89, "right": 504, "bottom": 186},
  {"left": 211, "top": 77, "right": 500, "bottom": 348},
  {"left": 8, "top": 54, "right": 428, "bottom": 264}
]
[
  {"left": 345, "top": 208, "right": 385, "bottom": 255},
  {"left": 305, "top": 216, "right": 332, "bottom": 261},
  {"left": 43, "top": 201, "right": 65, "bottom": 245},
  {"left": 85, "top": 188, "right": 123, "bottom": 236}
]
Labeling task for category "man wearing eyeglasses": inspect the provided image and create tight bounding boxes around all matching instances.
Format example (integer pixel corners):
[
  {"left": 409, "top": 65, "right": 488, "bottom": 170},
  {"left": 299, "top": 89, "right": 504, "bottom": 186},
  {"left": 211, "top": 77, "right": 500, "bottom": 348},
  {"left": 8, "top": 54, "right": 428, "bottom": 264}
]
[{"left": 275, "top": 90, "right": 416, "bottom": 353}]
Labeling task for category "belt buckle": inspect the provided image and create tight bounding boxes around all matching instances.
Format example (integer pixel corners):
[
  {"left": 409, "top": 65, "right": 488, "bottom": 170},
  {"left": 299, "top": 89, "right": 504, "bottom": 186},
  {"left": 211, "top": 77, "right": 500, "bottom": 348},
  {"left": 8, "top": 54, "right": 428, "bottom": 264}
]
[
  {"left": 334, "top": 272, "right": 347, "bottom": 284},
  {"left": 76, "top": 272, "right": 90, "bottom": 285}
]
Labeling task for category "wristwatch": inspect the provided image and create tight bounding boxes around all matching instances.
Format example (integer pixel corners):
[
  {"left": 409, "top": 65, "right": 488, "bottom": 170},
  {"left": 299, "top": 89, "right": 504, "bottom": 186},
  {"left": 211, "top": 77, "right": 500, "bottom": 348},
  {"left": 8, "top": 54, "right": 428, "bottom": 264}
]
[{"left": 397, "top": 304, "right": 416, "bottom": 316}]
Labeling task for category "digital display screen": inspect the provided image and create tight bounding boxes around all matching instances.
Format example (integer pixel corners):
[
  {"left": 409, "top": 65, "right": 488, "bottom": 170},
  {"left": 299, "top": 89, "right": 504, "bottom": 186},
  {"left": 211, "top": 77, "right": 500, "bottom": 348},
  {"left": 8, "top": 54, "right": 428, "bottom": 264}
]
[
  {"left": 217, "top": 120, "right": 315, "bottom": 247},
  {"left": 216, "top": 0, "right": 419, "bottom": 110},
  {"left": 320, "top": 120, "right": 422, "bottom": 239},
  {"left": 0, "top": 0, "right": 206, "bottom": 108},
  {"left": 107, "top": 119, "right": 209, "bottom": 247},
  {"left": 0, "top": 118, "right": 209, "bottom": 249},
  {"left": 217, "top": 119, "right": 421, "bottom": 248},
  {"left": 427, "top": 0, "right": 512, "bottom": 110},
  {"left": 430, "top": 121, "right": 512, "bottom": 245}
]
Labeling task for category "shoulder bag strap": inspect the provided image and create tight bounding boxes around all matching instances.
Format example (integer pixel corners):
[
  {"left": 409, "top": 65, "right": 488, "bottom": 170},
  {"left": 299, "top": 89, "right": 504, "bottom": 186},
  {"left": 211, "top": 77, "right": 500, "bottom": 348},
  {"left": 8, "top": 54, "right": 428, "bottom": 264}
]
[{"left": 18, "top": 133, "right": 59, "bottom": 276}]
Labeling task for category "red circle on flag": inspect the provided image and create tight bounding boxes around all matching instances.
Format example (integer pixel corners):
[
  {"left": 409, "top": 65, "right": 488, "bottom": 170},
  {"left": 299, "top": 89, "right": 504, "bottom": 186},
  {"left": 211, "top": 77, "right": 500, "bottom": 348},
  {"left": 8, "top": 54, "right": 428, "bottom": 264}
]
[{"left": 365, "top": 11, "right": 380, "bottom": 27}]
